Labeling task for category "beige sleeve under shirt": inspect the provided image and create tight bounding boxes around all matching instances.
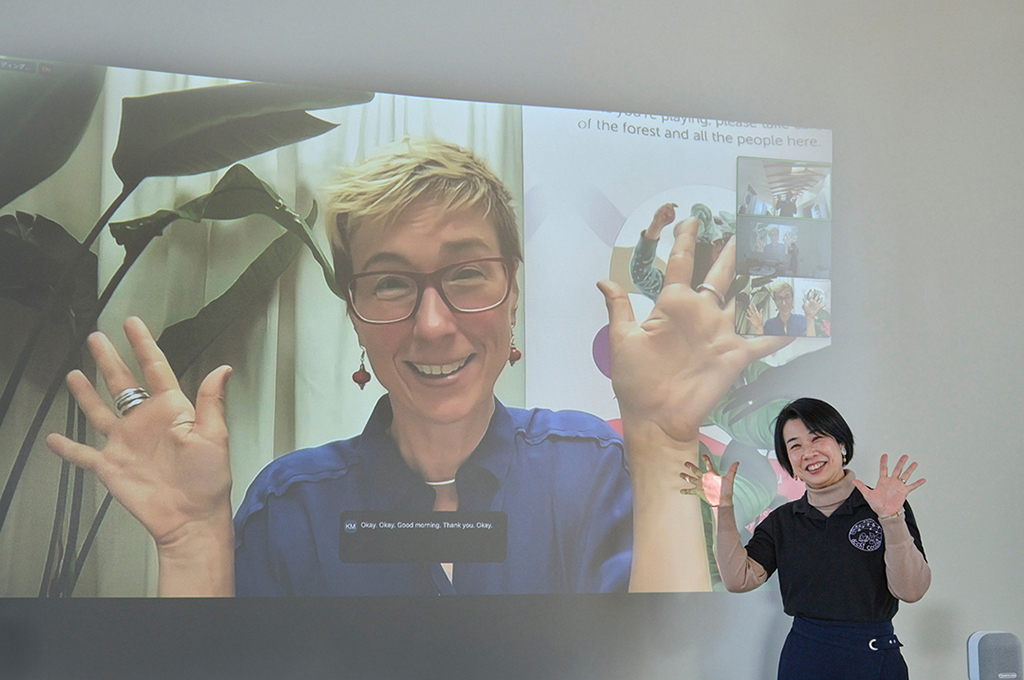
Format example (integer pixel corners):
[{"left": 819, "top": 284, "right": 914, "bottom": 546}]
[
  {"left": 879, "top": 512, "right": 931, "bottom": 601},
  {"left": 715, "top": 505, "right": 767, "bottom": 593}
]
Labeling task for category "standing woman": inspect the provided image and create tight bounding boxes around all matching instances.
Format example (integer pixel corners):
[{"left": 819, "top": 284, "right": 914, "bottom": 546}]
[{"left": 682, "top": 398, "right": 930, "bottom": 680}]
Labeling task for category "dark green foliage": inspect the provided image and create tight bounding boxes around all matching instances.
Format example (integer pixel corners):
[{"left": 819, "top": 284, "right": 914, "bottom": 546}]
[
  {"left": 111, "top": 82, "right": 372, "bottom": 186},
  {"left": 0, "top": 61, "right": 106, "bottom": 209}
]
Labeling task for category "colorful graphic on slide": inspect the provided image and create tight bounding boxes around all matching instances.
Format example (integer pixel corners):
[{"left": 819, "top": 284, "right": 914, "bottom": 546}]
[{"left": 522, "top": 108, "right": 834, "bottom": 566}]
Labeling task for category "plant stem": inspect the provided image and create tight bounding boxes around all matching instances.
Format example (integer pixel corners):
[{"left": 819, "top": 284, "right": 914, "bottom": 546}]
[
  {"left": 66, "top": 492, "right": 113, "bottom": 597},
  {"left": 0, "top": 248, "right": 140, "bottom": 536},
  {"left": 38, "top": 395, "right": 74, "bottom": 597},
  {"left": 58, "top": 465, "right": 84, "bottom": 597},
  {"left": 0, "top": 182, "right": 135, "bottom": 434},
  {"left": 59, "top": 404, "right": 90, "bottom": 597}
]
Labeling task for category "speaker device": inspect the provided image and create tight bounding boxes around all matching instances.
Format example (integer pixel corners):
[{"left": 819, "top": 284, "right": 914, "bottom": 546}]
[{"left": 969, "top": 631, "right": 1022, "bottom": 680}]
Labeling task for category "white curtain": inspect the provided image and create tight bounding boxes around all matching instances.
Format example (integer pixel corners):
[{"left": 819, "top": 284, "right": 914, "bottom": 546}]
[{"left": 0, "top": 67, "right": 524, "bottom": 596}]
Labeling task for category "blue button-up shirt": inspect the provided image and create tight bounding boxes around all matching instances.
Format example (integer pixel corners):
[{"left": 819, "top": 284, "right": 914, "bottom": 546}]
[
  {"left": 234, "top": 397, "right": 633, "bottom": 595},
  {"left": 764, "top": 313, "right": 808, "bottom": 336}
]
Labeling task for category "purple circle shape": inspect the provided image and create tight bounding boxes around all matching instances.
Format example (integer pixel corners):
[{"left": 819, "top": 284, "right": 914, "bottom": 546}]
[{"left": 592, "top": 324, "right": 612, "bottom": 379}]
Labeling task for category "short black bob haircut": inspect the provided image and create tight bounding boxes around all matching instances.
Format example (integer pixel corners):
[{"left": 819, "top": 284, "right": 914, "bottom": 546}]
[{"left": 773, "top": 398, "right": 855, "bottom": 479}]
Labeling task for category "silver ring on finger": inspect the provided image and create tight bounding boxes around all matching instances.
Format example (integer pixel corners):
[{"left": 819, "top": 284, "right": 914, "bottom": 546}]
[
  {"left": 114, "top": 387, "right": 150, "bottom": 417},
  {"left": 696, "top": 283, "right": 726, "bottom": 308}
]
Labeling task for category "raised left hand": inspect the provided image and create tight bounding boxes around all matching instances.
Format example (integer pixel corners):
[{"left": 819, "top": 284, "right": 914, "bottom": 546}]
[
  {"left": 853, "top": 454, "right": 926, "bottom": 518},
  {"left": 598, "top": 217, "right": 791, "bottom": 459},
  {"left": 803, "top": 290, "right": 824, "bottom": 319},
  {"left": 600, "top": 219, "right": 791, "bottom": 592},
  {"left": 680, "top": 455, "right": 738, "bottom": 507},
  {"left": 645, "top": 202, "right": 678, "bottom": 240}
]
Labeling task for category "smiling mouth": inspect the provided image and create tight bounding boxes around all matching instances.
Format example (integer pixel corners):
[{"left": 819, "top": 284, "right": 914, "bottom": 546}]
[
  {"left": 408, "top": 355, "right": 471, "bottom": 378},
  {"left": 806, "top": 461, "right": 826, "bottom": 473}
]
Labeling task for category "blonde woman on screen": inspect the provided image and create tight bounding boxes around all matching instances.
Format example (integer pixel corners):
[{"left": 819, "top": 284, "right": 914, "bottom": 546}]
[{"left": 47, "top": 139, "right": 788, "bottom": 596}]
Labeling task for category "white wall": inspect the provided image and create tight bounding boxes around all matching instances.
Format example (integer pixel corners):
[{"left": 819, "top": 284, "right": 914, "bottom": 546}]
[{"left": 2, "top": 1, "right": 1023, "bottom": 678}]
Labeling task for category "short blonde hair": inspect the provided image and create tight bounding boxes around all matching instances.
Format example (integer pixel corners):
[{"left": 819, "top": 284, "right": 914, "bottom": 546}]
[
  {"left": 325, "top": 138, "right": 522, "bottom": 286},
  {"left": 771, "top": 281, "right": 794, "bottom": 298}
]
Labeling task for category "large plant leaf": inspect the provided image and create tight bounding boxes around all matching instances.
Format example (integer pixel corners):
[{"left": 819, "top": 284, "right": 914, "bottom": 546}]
[
  {"left": 0, "top": 59, "right": 106, "bottom": 209},
  {"left": 112, "top": 81, "right": 373, "bottom": 186},
  {"left": 708, "top": 395, "right": 790, "bottom": 450},
  {"left": 110, "top": 164, "right": 340, "bottom": 296},
  {"left": 697, "top": 442, "right": 723, "bottom": 590},
  {"left": 742, "top": 359, "right": 773, "bottom": 386},
  {"left": 814, "top": 308, "right": 831, "bottom": 337},
  {"left": 158, "top": 232, "right": 304, "bottom": 377},
  {"left": 725, "top": 274, "right": 749, "bottom": 304},
  {"left": 0, "top": 212, "right": 98, "bottom": 330}
]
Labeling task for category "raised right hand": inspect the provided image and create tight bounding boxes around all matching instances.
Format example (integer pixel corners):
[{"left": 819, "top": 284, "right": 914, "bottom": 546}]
[
  {"left": 45, "top": 316, "right": 234, "bottom": 553},
  {"left": 599, "top": 217, "right": 790, "bottom": 453},
  {"left": 745, "top": 304, "right": 765, "bottom": 335},
  {"left": 598, "top": 214, "right": 788, "bottom": 592},
  {"left": 680, "top": 454, "right": 738, "bottom": 507},
  {"left": 803, "top": 289, "right": 824, "bottom": 319}
]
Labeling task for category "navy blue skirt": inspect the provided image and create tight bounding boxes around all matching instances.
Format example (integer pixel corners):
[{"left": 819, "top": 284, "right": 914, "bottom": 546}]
[{"left": 778, "top": 617, "right": 909, "bottom": 680}]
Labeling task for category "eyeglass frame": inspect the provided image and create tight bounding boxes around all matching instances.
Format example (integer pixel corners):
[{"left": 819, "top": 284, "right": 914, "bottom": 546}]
[{"left": 344, "top": 256, "right": 518, "bottom": 325}]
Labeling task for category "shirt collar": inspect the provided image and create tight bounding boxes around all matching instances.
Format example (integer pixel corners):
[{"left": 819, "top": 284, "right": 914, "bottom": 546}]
[
  {"left": 793, "top": 469, "right": 865, "bottom": 515},
  {"left": 462, "top": 398, "right": 515, "bottom": 484},
  {"left": 356, "top": 396, "right": 513, "bottom": 505}
]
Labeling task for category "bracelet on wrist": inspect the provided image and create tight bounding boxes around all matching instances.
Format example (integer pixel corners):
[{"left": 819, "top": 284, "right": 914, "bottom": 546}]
[{"left": 878, "top": 508, "right": 904, "bottom": 521}]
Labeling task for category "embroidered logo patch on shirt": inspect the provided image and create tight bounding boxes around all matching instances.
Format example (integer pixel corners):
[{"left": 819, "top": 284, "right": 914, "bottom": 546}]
[{"left": 848, "top": 518, "right": 883, "bottom": 551}]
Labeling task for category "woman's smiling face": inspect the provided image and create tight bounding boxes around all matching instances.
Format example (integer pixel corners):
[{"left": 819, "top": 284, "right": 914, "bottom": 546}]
[
  {"left": 782, "top": 417, "right": 846, "bottom": 489},
  {"left": 347, "top": 198, "right": 517, "bottom": 429}
]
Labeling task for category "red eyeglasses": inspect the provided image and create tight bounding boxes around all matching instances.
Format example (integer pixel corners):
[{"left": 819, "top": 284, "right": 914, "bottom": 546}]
[{"left": 346, "top": 257, "right": 515, "bottom": 324}]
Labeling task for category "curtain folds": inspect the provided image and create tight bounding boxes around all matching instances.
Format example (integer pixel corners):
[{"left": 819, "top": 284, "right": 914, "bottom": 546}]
[{"left": 1, "top": 68, "right": 524, "bottom": 596}]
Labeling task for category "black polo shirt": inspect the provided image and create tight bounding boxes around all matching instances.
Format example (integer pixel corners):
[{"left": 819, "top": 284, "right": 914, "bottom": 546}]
[{"left": 744, "top": 488, "right": 926, "bottom": 623}]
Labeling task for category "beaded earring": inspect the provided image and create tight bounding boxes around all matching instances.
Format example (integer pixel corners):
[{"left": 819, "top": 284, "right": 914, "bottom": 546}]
[
  {"left": 509, "top": 335, "right": 522, "bottom": 366},
  {"left": 352, "top": 347, "right": 371, "bottom": 389}
]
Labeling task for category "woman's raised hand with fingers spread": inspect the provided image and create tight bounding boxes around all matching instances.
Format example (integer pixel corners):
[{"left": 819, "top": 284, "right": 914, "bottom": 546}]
[
  {"left": 854, "top": 454, "right": 926, "bottom": 519},
  {"left": 598, "top": 215, "right": 790, "bottom": 592},
  {"left": 745, "top": 304, "right": 765, "bottom": 335},
  {"left": 645, "top": 202, "right": 678, "bottom": 241},
  {"left": 598, "top": 216, "right": 790, "bottom": 452},
  {"left": 45, "top": 317, "right": 235, "bottom": 595},
  {"left": 803, "top": 289, "right": 824, "bottom": 319},
  {"left": 680, "top": 454, "right": 738, "bottom": 508}
]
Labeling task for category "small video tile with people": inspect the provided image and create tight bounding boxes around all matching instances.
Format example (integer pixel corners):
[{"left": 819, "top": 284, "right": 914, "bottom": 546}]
[
  {"left": 735, "top": 217, "right": 831, "bottom": 279},
  {"left": 734, "top": 277, "right": 831, "bottom": 338},
  {"left": 737, "top": 157, "right": 832, "bottom": 220}
]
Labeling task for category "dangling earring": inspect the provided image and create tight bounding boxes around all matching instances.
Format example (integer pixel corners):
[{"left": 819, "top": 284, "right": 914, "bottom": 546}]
[
  {"left": 352, "top": 347, "right": 371, "bottom": 389},
  {"left": 840, "top": 446, "right": 847, "bottom": 464},
  {"left": 508, "top": 328, "right": 522, "bottom": 366}
]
